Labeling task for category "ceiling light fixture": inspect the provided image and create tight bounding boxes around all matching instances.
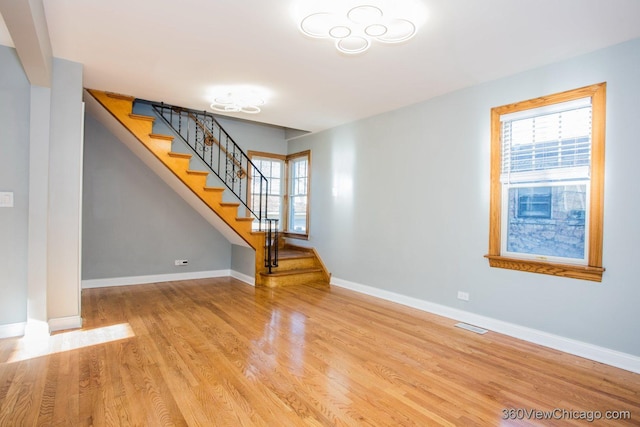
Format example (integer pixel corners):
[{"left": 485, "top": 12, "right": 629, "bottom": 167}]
[
  {"left": 210, "top": 89, "right": 265, "bottom": 114},
  {"left": 299, "top": 4, "right": 416, "bottom": 54}
]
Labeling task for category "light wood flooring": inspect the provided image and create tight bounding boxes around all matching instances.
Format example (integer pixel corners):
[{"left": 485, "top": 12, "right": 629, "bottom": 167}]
[{"left": 1, "top": 278, "right": 638, "bottom": 426}]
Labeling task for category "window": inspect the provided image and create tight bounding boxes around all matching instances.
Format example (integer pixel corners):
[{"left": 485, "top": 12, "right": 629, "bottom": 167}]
[
  {"left": 486, "top": 83, "right": 606, "bottom": 281},
  {"left": 249, "top": 150, "right": 311, "bottom": 238},
  {"left": 287, "top": 152, "right": 310, "bottom": 235},
  {"left": 250, "top": 154, "right": 285, "bottom": 226}
]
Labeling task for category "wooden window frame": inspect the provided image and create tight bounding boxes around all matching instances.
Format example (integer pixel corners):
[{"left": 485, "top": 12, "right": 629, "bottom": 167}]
[
  {"left": 248, "top": 150, "right": 311, "bottom": 239},
  {"left": 485, "top": 83, "right": 606, "bottom": 282},
  {"left": 284, "top": 150, "right": 311, "bottom": 239}
]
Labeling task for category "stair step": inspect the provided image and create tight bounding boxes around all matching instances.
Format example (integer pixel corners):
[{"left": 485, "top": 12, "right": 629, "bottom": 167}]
[
  {"left": 180, "top": 169, "right": 209, "bottom": 189},
  {"left": 220, "top": 202, "right": 240, "bottom": 208},
  {"left": 168, "top": 152, "right": 192, "bottom": 159},
  {"left": 203, "top": 186, "right": 224, "bottom": 193},
  {"left": 258, "top": 267, "right": 326, "bottom": 288},
  {"left": 235, "top": 217, "right": 254, "bottom": 222},
  {"left": 106, "top": 92, "right": 135, "bottom": 102},
  {"left": 186, "top": 170, "right": 209, "bottom": 176},
  {"left": 260, "top": 267, "right": 323, "bottom": 278},
  {"left": 270, "top": 253, "right": 317, "bottom": 271},
  {"left": 150, "top": 133, "right": 174, "bottom": 141},
  {"left": 129, "top": 113, "right": 155, "bottom": 122},
  {"left": 279, "top": 249, "right": 314, "bottom": 260},
  {"left": 200, "top": 186, "right": 224, "bottom": 206}
]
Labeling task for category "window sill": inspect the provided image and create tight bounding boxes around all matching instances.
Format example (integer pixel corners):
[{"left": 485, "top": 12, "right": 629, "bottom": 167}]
[{"left": 484, "top": 255, "right": 604, "bottom": 282}]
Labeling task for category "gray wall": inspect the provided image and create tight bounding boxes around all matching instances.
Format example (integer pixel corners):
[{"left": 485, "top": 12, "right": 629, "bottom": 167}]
[
  {"left": 0, "top": 46, "right": 30, "bottom": 325},
  {"left": 216, "top": 116, "right": 287, "bottom": 155},
  {"left": 231, "top": 244, "right": 256, "bottom": 278},
  {"left": 289, "top": 38, "right": 640, "bottom": 356},
  {"left": 82, "top": 114, "right": 232, "bottom": 280}
]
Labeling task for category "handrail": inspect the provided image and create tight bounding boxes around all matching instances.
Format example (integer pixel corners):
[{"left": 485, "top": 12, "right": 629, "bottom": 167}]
[{"left": 136, "top": 99, "right": 270, "bottom": 230}]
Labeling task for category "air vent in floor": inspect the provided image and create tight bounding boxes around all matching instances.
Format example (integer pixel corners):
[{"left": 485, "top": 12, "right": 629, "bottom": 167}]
[{"left": 455, "top": 322, "right": 488, "bottom": 334}]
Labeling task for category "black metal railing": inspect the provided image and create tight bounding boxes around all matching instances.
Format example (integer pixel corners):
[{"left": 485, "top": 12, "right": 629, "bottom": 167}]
[
  {"left": 139, "top": 100, "right": 270, "bottom": 230},
  {"left": 265, "top": 219, "right": 279, "bottom": 273}
]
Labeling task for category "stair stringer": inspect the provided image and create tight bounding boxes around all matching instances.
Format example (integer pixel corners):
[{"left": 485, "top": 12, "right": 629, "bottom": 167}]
[{"left": 84, "top": 89, "right": 268, "bottom": 285}]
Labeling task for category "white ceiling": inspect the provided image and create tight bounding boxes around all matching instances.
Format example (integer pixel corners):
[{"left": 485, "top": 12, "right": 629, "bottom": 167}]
[{"left": 3, "top": 0, "right": 640, "bottom": 133}]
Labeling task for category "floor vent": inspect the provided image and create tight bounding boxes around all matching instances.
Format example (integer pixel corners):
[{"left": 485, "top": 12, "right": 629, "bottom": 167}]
[{"left": 455, "top": 322, "right": 488, "bottom": 335}]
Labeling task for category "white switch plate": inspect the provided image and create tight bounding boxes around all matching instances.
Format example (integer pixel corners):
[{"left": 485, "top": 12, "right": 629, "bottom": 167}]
[
  {"left": 457, "top": 291, "right": 470, "bottom": 301},
  {"left": 0, "top": 192, "right": 14, "bottom": 208}
]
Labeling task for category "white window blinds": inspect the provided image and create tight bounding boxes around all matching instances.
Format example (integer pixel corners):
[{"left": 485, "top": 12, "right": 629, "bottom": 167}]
[{"left": 500, "top": 98, "right": 592, "bottom": 184}]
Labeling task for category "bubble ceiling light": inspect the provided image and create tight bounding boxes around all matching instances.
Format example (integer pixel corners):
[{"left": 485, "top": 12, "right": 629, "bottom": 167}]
[{"left": 300, "top": 4, "right": 416, "bottom": 54}]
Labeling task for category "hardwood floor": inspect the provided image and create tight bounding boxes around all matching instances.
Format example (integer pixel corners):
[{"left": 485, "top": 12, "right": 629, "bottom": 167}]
[{"left": 1, "top": 277, "right": 638, "bottom": 426}]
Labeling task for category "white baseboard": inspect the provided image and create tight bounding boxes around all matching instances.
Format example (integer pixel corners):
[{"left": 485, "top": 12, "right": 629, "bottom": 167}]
[
  {"left": 230, "top": 270, "right": 255, "bottom": 286},
  {"left": 0, "top": 322, "right": 26, "bottom": 339},
  {"left": 49, "top": 315, "right": 83, "bottom": 333},
  {"left": 331, "top": 277, "right": 640, "bottom": 374},
  {"left": 82, "top": 270, "right": 232, "bottom": 289}
]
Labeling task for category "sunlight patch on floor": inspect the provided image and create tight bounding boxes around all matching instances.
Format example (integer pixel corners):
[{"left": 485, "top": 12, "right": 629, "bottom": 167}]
[{"left": 4, "top": 323, "right": 135, "bottom": 363}]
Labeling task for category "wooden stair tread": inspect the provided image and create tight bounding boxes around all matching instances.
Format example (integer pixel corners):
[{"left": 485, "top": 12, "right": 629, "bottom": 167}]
[
  {"left": 168, "top": 152, "right": 192, "bottom": 159},
  {"left": 186, "top": 170, "right": 208, "bottom": 176},
  {"left": 235, "top": 217, "right": 255, "bottom": 222},
  {"left": 283, "top": 244, "right": 313, "bottom": 253},
  {"left": 129, "top": 113, "right": 155, "bottom": 122},
  {"left": 220, "top": 202, "right": 240, "bottom": 207},
  {"left": 150, "top": 133, "right": 174, "bottom": 141},
  {"left": 278, "top": 249, "right": 315, "bottom": 260},
  {"left": 260, "top": 267, "right": 323, "bottom": 277},
  {"left": 203, "top": 187, "right": 224, "bottom": 193},
  {"left": 105, "top": 92, "right": 135, "bottom": 101}
]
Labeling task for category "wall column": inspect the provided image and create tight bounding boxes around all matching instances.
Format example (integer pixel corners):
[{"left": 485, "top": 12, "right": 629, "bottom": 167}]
[
  {"left": 25, "top": 85, "right": 51, "bottom": 336},
  {"left": 46, "top": 58, "right": 84, "bottom": 331}
]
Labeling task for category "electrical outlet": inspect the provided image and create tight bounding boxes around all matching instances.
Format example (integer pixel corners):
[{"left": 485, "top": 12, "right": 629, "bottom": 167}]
[
  {"left": 174, "top": 259, "right": 188, "bottom": 266},
  {"left": 457, "top": 291, "right": 470, "bottom": 301},
  {"left": 0, "top": 192, "right": 14, "bottom": 208}
]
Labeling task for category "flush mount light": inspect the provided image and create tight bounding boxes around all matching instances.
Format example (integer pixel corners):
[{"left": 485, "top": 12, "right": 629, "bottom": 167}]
[
  {"left": 299, "top": 4, "right": 416, "bottom": 54},
  {"left": 210, "top": 88, "right": 265, "bottom": 114}
]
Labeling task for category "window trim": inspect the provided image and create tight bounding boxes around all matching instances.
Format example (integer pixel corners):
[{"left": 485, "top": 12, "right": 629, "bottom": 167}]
[
  {"left": 486, "top": 83, "right": 606, "bottom": 282},
  {"left": 285, "top": 150, "right": 311, "bottom": 239}
]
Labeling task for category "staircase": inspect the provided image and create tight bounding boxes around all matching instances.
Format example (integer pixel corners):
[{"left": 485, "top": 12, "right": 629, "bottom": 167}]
[{"left": 86, "top": 89, "right": 329, "bottom": 288}]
